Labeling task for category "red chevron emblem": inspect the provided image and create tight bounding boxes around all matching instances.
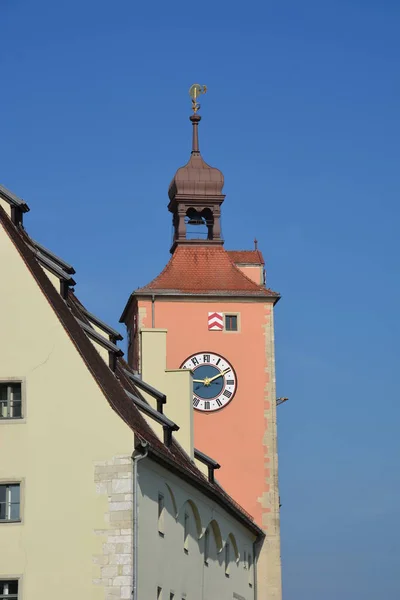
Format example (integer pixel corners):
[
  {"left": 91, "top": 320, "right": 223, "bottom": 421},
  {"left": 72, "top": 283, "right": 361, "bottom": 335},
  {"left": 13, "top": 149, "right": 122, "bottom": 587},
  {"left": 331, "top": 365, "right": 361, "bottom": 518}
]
[{"left": 208, "top": 312, "right": 223, "bottom": 330}]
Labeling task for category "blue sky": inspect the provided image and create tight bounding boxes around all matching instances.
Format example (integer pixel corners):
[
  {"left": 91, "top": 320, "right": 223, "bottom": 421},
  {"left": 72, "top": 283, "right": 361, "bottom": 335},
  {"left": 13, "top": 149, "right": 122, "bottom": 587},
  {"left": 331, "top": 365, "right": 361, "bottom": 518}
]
[{"left": 1, "top": 1, "right": 399, "bottom": 598}]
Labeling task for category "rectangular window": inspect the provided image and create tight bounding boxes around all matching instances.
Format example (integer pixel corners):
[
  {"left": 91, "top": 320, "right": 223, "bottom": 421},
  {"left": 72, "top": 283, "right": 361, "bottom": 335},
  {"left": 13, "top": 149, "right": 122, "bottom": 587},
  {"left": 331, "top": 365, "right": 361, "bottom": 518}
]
[
  {"left": 157, "top": 586, "right": 162, "bottom": 599},
  {"left": 204, "top": 528, "right": 209, "bottom": 565},
  {"left": 0, "top": 580, "right": 18, "bottom": 599},
  {"left": 158, "top": 493, "right": 165, "bottom": 536},
  {"left": 248, "top": 552, "right": 253, "bottom": 587},
  {"left": 184, "top": 512, "right": 189, "bottom": 554},
  {"left": 0, "top": 383, "right": 22, "bottom": 419},
  {"left": 0, "top": 484, "right": 20, "bottom": 522},
  {"left": 225, "top": 542, "right": 230, "bottom": 577},
  {"left": 224, "top": 314, "right": 238, "bottom": 332},
  {"left": 170, "top": 594, "right": 175, "bottom": 600}
]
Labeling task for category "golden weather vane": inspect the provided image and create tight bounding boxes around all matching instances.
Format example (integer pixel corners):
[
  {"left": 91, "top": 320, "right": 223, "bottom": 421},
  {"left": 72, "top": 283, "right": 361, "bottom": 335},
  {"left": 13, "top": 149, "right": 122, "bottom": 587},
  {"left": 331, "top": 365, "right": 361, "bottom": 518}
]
[{"left": 189, "top": 83, "right": 207, "bottom": 113}]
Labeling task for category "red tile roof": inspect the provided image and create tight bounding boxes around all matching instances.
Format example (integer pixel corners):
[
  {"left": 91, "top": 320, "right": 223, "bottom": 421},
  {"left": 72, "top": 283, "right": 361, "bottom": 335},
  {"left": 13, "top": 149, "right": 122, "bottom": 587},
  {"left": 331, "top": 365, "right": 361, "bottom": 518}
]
[
  {"left": 227, "top": 250, "right": 265, "bottom": 265},
  {"left": 0, "top": 205, "right": 262, "bottom": 537},
  {"left": 134, "top": 245, "right": 278, "bottom": 297}
]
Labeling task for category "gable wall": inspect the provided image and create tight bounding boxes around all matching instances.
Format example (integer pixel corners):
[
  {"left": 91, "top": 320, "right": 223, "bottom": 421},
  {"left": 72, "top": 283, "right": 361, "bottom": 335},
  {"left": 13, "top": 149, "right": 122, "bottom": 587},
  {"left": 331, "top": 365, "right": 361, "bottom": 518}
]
[{"left": 0, "top": 223, "right": 135, "bottom": 600}]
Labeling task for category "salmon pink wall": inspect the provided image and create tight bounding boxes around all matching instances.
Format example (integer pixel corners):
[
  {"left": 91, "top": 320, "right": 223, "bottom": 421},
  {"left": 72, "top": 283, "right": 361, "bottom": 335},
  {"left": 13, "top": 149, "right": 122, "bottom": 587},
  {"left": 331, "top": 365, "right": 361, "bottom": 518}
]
[
  {"left": 137, "top": 297, "right": 274, "bottom": 526},
  {"left": 234, "top": 264, "right": 263, "bottom": 285}
]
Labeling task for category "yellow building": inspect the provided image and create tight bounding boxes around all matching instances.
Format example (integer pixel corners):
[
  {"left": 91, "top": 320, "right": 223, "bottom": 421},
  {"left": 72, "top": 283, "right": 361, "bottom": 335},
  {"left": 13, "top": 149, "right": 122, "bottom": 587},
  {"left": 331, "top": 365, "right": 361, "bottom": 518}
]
[{"left": 0, "top": 184, "right": 264, "bottom": 600}]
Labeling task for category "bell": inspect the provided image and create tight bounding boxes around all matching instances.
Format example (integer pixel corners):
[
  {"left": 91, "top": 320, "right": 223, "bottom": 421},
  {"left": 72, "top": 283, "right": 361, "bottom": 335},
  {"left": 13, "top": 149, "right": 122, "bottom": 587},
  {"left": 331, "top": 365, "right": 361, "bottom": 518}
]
[{"left": 187, "top": 217, "right": 204, "bottom": 225}]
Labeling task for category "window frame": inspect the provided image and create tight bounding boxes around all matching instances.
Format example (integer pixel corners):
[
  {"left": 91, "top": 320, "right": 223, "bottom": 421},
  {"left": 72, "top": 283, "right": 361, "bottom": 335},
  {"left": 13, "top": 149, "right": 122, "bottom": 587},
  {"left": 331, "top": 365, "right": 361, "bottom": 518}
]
[
  {"left": 223, "top": 313, "right": 240, "bottom": 333},
  {"left": 158, "top": 493, "right": 165, "bottom": 537},
  {"left": 225, "top": 542, "right": 231, "bottom": 577},
  {"left": 0, "top": 480, "right": 24, "bottom": 525},
  {"left": 248, "top": 552, "right": 253, "bottom": 587},
  {"left": 183, "top": 511, "right": 189, "bottom": 554},
  {"left": 0, "top": 578, "right": 20, "bottom": 600},
  {"left": 204, "top": 527, "right": 210, "bottom": 566},
  {"left": 0, "top": 379, "right": 26, "bottom": 423}
]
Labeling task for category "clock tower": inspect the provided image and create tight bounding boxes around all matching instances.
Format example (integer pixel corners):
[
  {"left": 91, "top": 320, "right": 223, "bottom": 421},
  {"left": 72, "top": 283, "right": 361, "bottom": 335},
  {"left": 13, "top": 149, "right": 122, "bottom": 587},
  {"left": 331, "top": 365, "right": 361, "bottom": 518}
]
[{"left": 121, "top": 96, "right": 282, "bottom": 599}]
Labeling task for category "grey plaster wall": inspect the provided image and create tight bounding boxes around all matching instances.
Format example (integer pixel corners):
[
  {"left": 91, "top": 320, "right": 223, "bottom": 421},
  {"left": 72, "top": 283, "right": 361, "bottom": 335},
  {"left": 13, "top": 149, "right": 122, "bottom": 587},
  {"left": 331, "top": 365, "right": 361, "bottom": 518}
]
[{"left": 137, "top": 459, "right": 257, "bottom": 600}]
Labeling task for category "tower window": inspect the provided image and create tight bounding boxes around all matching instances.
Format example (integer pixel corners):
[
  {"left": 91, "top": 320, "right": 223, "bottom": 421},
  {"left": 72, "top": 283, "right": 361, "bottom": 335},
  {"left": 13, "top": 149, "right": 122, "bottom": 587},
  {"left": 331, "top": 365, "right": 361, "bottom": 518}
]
[
  {"left": 0, "top": 580, "right": 18, "bottom": 599},
  {"left": 184, "top": 512, "right": 189, "bottom": 554},
  {"left": 157, "top": 586, "right": 162, "bottom": 599},
  {"left": 224, "top": 314, "right": 238, "bottom": 332},
  {"left": 204, "top": 527, "right": 210, "bottom": 565},
  {"left": 0, "top": 382, "right": 22, "bottom": 419},
  {"left": 225, "top": 542, "right": 230, "bottom": 577},
  {"left": 158, "top": 493, "right": 165, "bottom": 536},
  {"left": 0, "top": 484, "right": 20, "bottom": 522},
  {"left": 248, "top": 552, "right": 253, "bottom": 587}
]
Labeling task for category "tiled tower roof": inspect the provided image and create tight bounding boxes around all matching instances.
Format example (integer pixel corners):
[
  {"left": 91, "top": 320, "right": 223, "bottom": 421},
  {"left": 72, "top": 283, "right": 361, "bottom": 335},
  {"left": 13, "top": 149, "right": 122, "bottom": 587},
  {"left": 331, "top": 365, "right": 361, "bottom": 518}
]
[{"left": 134, "top": 245, "right": 278, "bottom": 298}]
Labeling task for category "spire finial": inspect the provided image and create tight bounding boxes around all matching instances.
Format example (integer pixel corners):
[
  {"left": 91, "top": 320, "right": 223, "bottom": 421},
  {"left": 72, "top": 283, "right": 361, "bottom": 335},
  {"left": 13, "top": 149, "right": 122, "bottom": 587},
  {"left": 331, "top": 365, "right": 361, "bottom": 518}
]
[
  {"left": 189, "top": 83, "right": 207, "bottom": 114},
  {"left": 254, "top": 238, "right": 258, "bottom": 250},
  {"left": 188, "top": 84, "right": 207, "bottom": 154}
]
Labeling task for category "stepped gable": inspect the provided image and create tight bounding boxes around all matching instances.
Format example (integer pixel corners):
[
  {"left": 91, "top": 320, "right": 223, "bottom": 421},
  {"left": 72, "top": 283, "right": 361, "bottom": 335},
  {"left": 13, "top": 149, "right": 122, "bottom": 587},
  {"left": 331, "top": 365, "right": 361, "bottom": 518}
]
[
  {"left": 0, "top": 204, "right": 262, "bottom": 535},
  {"left": 135, "top": 245, "right": 279, "bottom": 297}
]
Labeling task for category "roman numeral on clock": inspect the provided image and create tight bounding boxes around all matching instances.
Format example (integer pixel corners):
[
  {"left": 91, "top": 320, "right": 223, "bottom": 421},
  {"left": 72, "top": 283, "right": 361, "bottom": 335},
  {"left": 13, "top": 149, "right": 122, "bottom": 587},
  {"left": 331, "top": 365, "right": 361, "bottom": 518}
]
[
  {"left": 192, "top": 357, "right": 199, "bottom": 366},
  {"left": 203, "top": 354, "right": 211, "bottom": 362},
  {"left": 226, "top": 379, "right": 234, "bottom": 385},
  {"left": 204, "top": 401, "right": 210, "bottom": 410},
  {"left": 216, "top": 398, "right": 222, "bottom": 407},
  {"left": 223, "top": 390, "right": 232, "bottom": 399},
  {"left": 193, "top": 398, "right": 200, "bottom": 407}
]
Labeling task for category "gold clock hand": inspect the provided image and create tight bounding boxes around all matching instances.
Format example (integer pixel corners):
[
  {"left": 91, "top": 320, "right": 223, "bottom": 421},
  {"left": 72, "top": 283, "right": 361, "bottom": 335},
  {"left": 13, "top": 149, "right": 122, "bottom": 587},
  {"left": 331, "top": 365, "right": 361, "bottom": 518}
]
[
  {"left": 207, "top": 368, "right": 230, "bottom": 384},
  {"left": 193, "top": 379, "right": 205, "bottom": 383}
]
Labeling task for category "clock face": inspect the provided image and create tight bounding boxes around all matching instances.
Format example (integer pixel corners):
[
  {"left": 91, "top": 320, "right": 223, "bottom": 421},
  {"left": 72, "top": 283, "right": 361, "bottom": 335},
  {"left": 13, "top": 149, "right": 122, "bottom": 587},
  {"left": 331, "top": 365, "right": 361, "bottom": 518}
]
[{"left": 180, "top": 352, "right": 237, "bottom": 412}]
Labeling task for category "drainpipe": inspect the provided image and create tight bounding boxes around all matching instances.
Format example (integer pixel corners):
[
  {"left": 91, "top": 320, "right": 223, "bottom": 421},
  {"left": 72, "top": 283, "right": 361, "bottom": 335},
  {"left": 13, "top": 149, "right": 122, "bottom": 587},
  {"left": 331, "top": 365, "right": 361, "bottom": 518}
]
[
  {"left": 151, "top": 294, "right": 155, "bottom": 328},
  {"left": 253, "top": 532, "right": 264, "bottom": 599},
  {"left": 132, "top": 441, "right": 149, "bottom": 600}
]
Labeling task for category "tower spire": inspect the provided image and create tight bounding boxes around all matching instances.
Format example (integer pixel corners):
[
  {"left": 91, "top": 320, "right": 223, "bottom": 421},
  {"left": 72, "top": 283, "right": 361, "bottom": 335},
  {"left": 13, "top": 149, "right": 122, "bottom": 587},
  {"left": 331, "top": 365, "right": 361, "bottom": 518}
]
[
  {"left": 190, "top": 114, "right": 201, "bottom": 154},
  {"left": 167, "top": 85, "right": 225, "bottom": 254},
  {"left": 189, "top": 84, "right": 206, "bottom": 154}
]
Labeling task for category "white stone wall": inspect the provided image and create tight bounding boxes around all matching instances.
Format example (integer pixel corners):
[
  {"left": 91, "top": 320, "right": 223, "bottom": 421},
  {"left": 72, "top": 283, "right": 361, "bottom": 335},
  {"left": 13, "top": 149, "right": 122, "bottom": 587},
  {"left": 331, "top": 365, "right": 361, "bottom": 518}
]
[{"left": 93, "top": 456, "right": 133, "bottom": 600}]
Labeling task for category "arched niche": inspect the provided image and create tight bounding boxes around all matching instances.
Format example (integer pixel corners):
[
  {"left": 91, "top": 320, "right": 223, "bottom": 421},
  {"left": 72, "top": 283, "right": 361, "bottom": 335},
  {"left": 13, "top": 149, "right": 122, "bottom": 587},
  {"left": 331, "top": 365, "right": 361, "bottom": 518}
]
[
  {"left": 164, "top": 483, "right": 178, "bottom": 518},
  {"left": 204, "top": 518, "right": 223, "bottom": 553},
  {"left": 227, "top": 532, "right": 240, "bottom": 563},
  {"left": 178, "top": 498, "right": 202, "bottom": 538}
]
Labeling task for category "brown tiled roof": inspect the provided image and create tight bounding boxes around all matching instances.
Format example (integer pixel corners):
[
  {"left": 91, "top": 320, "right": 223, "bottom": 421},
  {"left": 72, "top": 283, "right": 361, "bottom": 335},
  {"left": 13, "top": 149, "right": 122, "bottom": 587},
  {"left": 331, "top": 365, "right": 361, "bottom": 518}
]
[
  {"left": 134, "top": 245, "right": 278, "bottom": 297},
  {"left": 227, "top": 250, "right": 265, "bottom": 265},
  {"left": 0, "top": 205, "right": 262, "bottom": 537}
]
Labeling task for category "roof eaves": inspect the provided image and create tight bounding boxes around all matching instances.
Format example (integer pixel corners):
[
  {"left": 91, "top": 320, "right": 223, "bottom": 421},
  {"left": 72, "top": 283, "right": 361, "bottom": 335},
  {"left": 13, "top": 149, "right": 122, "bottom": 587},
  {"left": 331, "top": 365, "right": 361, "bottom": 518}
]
[
  {"left": 119, "top": 292, "right": 135, "bottom": 323},
  {"left": 194, "top": 448, "right": 220, "bottom": 469},
  {"left": 77, "top": 319, "right": 123, "bottom": 355},
  {"left": 124, "top": 389, "right": 178, "bottom": 431},
  {"left": 0, "top": 184, "right": 30, "bottom": 212},
  {"left": 32, "top": 239, "right": 76, "bottom": 275},
  {"left": 122, "top": 368, "right": 166, "bottom": 404},
  {"left": 35, "top": 250, "right": 76, "bottom": 285},
  {"left": 79, "top": 305, "right": 123, "bottom": 341},
  {"left": 134, "top": 288, "right": 280, "bottom": 299},
  {"left": 146, "top": 445, "right": 264, "bottom": 537}
]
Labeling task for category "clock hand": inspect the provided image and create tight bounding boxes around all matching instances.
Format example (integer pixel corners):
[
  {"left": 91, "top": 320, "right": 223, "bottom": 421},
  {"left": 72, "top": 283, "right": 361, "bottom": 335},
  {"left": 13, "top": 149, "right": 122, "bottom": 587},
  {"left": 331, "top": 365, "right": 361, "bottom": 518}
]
[
  {"left": 207, "top": 368, "right": 230, "bottom": 384},
  {"left": 193, "top": 379, "right": 205, "bottom": 383}
]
